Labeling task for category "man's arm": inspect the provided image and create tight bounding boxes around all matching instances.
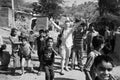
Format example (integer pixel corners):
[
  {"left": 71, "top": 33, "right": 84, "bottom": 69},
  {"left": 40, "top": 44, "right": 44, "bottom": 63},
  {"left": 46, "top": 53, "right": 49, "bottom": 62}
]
[
  {"left": 50, "top": 19, "right": 62, "bottom": 30},
  {"left": 52, "top": 47, "right": 58, "bottom": 56},
  {"left": 0, "top": 61, "right": 1, "bottom": 65},
  {"left": 29, "top": 45, "right": 35, "bottom": 54},
  {"left": 84, "top": 70, "right": 93, "bottom": 80},
  {"left": 9, "top": 37, "right": 22, "bottom": 45}
]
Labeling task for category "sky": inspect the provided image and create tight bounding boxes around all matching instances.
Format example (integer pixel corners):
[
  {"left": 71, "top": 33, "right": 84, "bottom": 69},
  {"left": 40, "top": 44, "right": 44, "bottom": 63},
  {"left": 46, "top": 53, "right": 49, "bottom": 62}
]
[{"left": 24, "top": 0, "right": 97, "bottom": 6}]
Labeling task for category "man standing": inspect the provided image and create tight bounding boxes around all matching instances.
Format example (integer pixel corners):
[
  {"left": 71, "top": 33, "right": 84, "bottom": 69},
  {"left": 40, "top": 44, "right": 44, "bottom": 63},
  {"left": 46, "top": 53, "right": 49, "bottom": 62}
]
[
  {"left": 36, "top": 29, "right": 46, "bottom": 75},
  {"left": 50, "top": 18, "right": 75, "bottom": 75},
  {"left": 71, "top": 22, "right": 87, "bottom": 71},
  {"left": 86, "top": 23, "right": 99, "bottom": 54}
]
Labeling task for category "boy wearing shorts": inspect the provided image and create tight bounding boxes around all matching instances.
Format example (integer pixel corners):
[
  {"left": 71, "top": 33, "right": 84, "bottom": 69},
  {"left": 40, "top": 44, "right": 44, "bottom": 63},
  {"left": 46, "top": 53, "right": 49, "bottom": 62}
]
[{"left": 20, "top": 37, "right": 35, "bottom": 75}]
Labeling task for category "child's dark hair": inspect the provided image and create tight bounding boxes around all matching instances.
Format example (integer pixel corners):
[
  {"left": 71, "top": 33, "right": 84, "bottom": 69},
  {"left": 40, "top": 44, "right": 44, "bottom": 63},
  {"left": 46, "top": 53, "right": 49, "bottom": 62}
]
[
  {"left": 21, "top": 37, "right": 28, "bottom": 41},
  {"left": 92, "top": 35, "right": 104, "bottom": 49},
  {"left": 10, "top": 28, "right": 17, "bottom": 36},
  {"left": 46, "top": 37, "right": 53, "bottom": 43},
  {"left": 30, "top": 30, "right": 34, "bottom": 34},
  {"left": 0, "top": 44, "right": 6, "bottom": 51},
  {"left": 94, "top": 55, "right": 114, "bottom": 67},
  {"left": 39, "top": 29, "right": 44, "bottom": 34}
]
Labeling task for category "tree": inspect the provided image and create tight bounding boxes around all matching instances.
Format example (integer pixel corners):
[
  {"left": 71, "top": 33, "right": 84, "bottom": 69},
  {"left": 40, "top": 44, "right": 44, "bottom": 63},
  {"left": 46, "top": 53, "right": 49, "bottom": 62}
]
[
  {"left": 33, "top": 0, "right": 64, "bottom": 18},
  {"left": 98, "top": 0, "right": 120, "bottom": 16},
  {"left": 0, "top": 0, "right": 11, "bottom": 7},
  {"left": 97, "top": 0, "right": 120, "bottom": 26}
]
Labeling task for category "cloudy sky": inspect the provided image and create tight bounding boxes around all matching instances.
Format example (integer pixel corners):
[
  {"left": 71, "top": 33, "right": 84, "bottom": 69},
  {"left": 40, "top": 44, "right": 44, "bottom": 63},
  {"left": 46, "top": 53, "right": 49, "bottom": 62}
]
[{"left": 24, "top": 0, "right": 97, "bottom": 6}]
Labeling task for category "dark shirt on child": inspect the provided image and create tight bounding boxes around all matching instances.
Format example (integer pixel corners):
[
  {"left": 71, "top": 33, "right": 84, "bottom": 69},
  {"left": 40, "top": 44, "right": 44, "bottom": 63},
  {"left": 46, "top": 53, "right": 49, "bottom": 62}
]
[{"left": 42, "top": 47, "right": 55, "bottom": 66}]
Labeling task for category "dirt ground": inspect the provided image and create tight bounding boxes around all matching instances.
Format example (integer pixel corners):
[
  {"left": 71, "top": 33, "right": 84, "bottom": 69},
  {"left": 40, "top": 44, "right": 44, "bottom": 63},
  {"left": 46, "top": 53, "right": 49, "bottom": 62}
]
[{"left": 0, "top": 55, "right": 120, "bottom": 80}]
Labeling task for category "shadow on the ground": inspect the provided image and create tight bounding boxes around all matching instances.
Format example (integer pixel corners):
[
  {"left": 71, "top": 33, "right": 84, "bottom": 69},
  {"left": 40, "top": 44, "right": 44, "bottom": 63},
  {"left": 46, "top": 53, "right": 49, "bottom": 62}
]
[
  {"left": 54, "top": 62, "right": 61, "bottom": 66},
  {"left": 55, "top": 57, "right": 61, "bottom": 60},
  {"left": 54, "top": 66, "right": 61, "bottom": 70},
  {"left": 0, "top": 70, "right": 21, "bottom": 76},
  {"left": 0, "top": 67, "right": 38, "bottom": 76},
  {"left": 54, "top": 78, "right": 75, "bottom": 80}
]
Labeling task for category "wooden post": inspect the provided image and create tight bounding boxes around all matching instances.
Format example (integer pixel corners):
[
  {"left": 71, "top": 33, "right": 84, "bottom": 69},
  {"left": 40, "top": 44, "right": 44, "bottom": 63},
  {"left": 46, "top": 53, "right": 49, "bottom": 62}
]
[{"left": 11, "top": 0, "right": 15, "bottom": 28}]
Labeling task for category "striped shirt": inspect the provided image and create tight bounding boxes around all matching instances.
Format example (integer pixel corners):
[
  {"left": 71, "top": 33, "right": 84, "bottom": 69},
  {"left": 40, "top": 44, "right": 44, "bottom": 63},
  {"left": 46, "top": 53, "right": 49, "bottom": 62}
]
[{"left": 73, "top": 29, "right": 86, "bottom": 47}]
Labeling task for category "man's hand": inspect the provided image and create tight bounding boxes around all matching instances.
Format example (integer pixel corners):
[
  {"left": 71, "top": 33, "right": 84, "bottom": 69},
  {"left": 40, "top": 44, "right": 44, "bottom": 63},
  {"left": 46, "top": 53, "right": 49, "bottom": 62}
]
[
  {"left": 0, "top": 61, "right": 1, "bottom": 65},
  {"left": 50, "top": 18, "right": 53, "bottom": 22}
]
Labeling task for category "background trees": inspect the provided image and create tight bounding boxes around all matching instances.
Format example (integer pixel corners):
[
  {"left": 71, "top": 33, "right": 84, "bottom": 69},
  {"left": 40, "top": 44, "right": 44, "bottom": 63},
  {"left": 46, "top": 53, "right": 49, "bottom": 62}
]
[
  {"left": 32, "top": 0, "right": 64, "bottom": 18},
  {"left": 63, "top": 1, "right": 99, "bottom": 23},
  {"left": 98, "top": 0, "right": 120, "bottom": 26}
]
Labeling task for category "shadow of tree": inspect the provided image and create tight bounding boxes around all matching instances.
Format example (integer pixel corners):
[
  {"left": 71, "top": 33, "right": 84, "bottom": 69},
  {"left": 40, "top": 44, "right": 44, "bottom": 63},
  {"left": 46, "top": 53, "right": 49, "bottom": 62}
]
[{"left": 54, "top": 78, "right": 75, "bottom": 80}]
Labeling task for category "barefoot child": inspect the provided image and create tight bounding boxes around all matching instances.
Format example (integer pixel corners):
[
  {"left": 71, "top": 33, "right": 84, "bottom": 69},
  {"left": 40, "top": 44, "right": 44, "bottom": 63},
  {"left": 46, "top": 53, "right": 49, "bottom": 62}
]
[
  {"left": 20, "top": 37, "right": 35, "bottom": 75},
  {"left": 41, "top": 37, "right": 57, "bottom": 80}
]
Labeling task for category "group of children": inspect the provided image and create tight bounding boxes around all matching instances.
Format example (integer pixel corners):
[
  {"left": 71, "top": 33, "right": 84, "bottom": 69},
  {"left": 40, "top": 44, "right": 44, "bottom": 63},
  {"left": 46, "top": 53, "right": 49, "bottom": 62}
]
[
  {"left": 0, "top": 20, "right": 117, "bottom": 80},
  {"left": 9, "top": 28, "right": 57, "bottom": 80}
]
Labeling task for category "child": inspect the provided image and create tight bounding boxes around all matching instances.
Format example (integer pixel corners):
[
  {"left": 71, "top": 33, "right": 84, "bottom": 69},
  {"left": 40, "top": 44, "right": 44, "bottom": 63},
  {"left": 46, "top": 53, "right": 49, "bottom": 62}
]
[
  {"left": 41, "top": 37, "right": 57, "bottom": 80},
  {"left": 84, "top": 35, "right": 105, "bottom": 80},
  {"left": 20, "top": 37, "right": 35, "bottom": 75},
  {"left": 28, "top": 30, "right": 35, "bottom": 48},
  {"left": 94, "top": 55, "right": 117, "bottom": 80},
  {"left": 9, "top": 28, "right": 22, "bottom": 75},
  {"left": 72, "top": 22, "right": 87, "bottom": 70},
  {"left": 36, "top": 29, "right": 46, "bottom": 75},
  {"left": 86, "top": 23, "right": 99, "bottom": 54}
]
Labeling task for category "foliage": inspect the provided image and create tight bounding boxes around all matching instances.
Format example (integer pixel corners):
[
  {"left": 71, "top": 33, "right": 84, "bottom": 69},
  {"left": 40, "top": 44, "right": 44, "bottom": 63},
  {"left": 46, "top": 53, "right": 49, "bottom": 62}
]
[
  {"left": 98, "top": 0, "right": 120, "bottom": 16},
  {"left": 98, "top": 0, "right": 120, "bottom": 26},
  {"left": 0, "top": 0, "right": 11, "bottom": 7},
  {"left": 0, "top": 0, "right": 32, "bottom": 12},
  {"left": 33, "top": 0, "right": 64, "bottom": 18},
  {"left": 63, "top": 1, "right": 99, "bottom": 23}
]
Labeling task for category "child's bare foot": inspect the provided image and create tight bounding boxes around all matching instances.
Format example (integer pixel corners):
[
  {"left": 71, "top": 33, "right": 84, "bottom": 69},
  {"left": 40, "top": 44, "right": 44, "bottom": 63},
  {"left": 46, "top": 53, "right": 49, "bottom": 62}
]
[
  {"left": 64, "top": 67, "right": 69, "bottom": 71},
  {"left": 59, "top": 72, "right": 64, "bottom": 75}
]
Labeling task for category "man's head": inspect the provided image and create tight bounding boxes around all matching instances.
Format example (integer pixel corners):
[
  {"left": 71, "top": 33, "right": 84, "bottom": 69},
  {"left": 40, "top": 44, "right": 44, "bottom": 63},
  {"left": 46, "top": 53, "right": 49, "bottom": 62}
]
[
  {"left": 77, "top": 24, "right": 83, "bottom": 31},
  {"left": 46, "top": 37, "right": 54, "bottom": 48},
  {"left": 0, "top": 44, "right": 6, "bottom": 51},
  {"left": 45, "top": 30, "right": 49, "bottom": 37},
  {"left": 81, "top": 22, "right": 87, "bottom": 30},
  {"left": 89, "top": 23, "right": 95, "bottom": 31},
  {"left": 30, "top": 30, "right": 34, "bottom": 34},
  {"left": 92, "top": 35, "right": 104, "bottom": 50},
  {"left": 39, "top": 29, "right": 45, "bottom": 37},
  {"left": 94, "top": 55, "right": 114, "bottom": 80},
  {"left": 10, "top": 28, "right": 18, "bottom": 36},
  {"left": 21, "top": 37, "right": 28, "bottom": 45},
  {"left": 64, "top": 20, "right": 71, "bottom": 29}
]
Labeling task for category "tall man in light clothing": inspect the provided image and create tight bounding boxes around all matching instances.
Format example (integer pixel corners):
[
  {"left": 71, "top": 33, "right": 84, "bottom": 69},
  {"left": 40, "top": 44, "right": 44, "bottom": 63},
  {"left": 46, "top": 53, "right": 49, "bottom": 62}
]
[{"left": 50, "top": 18, "right": 76, "bottom": 75}]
